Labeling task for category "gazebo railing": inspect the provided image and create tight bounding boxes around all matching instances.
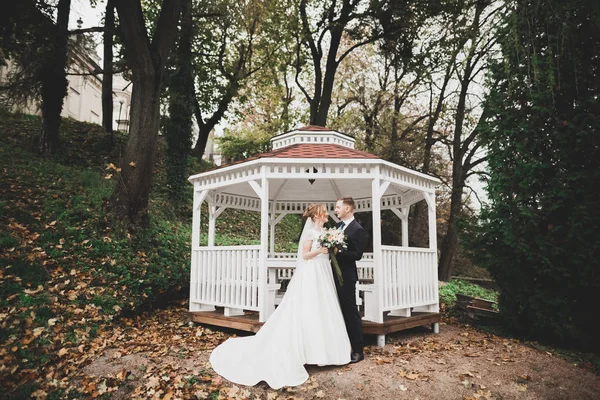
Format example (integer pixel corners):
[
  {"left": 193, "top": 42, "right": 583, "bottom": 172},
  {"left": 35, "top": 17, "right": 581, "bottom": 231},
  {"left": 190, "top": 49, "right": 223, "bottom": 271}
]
[
  {"left": 267, "top": 252, "right": 375, "bottom": 283},
  {"left": 191, "top": 245, "right": 261, "bottom": 311},
  {"left": 380, "top": 246, "right": 438, "bottom": 310}
]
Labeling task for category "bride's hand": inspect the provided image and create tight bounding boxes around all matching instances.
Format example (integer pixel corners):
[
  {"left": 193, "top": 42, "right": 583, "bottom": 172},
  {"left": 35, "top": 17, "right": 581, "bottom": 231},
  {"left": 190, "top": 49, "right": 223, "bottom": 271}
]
[{"left": 320, "top": 247, "right": 329, "bottom": 254}]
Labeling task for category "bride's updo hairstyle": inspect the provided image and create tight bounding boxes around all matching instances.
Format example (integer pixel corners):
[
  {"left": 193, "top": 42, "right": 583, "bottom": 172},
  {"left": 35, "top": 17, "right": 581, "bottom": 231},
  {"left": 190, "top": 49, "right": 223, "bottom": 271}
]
[{"left": 302, "top": 203, "right": 327, "bottom": 222}]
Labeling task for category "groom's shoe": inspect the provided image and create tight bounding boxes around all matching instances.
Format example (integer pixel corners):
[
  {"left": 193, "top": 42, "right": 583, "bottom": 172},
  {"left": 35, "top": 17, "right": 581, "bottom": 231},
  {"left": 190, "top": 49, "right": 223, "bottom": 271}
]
[{"left": 350, "top": 351, "right": 364, "bottom": 364}]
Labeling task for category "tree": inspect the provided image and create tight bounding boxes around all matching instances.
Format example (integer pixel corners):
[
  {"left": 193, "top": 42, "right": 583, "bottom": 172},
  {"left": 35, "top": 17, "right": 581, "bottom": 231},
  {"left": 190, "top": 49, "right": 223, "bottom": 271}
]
[
  {"left": 102, "top": 0, "right": 115, "bottom": 134},
  {"left": 436, "top": 0, "right": 502, "bottom": 281},
  {"left": 165, "top": 0, "right": 194, "bottom": 201},
  {"left": 0, "top": 1, "right": 54, "bottom": 111},
  {"left": 0, "top": 0, "right": 73, "bottom": 154},
  {"left": 111, "top": 0, "right": 182, "bottom": 226},
  {"left": 191, "top": 0, "right": 282, "bottom": 160},
  {"left": 38, "top": 0, "right": 72, "bottom": 155},
  {"left": 472, "top": 0, "right": 600, "bottom": 350},
  {"left": 294, "top": 0, "right": 435, "bottom": 127}
]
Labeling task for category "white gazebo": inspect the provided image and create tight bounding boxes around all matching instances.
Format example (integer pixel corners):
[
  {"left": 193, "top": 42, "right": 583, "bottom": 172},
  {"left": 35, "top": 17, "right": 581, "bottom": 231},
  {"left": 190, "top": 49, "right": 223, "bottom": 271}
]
[{"left": 188, "top": 126, "right": 441, "bottom": 345}]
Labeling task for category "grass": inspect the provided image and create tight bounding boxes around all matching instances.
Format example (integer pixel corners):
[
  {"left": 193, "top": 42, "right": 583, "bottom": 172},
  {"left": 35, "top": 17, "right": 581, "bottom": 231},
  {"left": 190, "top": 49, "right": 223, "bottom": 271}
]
[
  {"left": 0, "top": 112, "right": 301, "bottom": 396},
  {"left": 439, "top": 278, "right": 499, "bottom": 308}
]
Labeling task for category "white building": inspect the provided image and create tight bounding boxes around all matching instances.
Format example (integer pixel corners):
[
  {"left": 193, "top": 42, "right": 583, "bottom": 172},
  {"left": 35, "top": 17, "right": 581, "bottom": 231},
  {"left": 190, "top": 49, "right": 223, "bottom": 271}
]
[{"left": 0, "top": 41, "right": 132, "bottom": 132}]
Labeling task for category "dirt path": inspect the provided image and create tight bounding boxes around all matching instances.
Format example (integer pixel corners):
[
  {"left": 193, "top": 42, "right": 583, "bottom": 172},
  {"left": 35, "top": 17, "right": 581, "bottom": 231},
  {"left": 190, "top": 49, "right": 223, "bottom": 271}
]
[{"left": 69, "top": 304, "right": 600, "bottom": 400}]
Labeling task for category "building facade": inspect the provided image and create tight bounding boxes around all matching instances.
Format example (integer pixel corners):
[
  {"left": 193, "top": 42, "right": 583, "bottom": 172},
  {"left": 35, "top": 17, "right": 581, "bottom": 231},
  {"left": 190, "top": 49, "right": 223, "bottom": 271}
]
[{"left": 0, "top": 43, "right": 131, "bottom": 132}]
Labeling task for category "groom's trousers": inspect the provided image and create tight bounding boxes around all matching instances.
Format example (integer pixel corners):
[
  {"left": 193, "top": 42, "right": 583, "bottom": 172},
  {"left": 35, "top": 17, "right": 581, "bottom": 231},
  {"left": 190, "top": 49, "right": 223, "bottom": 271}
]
[{"left": 335, "top": 278, "right": 364, "bottom": 352}]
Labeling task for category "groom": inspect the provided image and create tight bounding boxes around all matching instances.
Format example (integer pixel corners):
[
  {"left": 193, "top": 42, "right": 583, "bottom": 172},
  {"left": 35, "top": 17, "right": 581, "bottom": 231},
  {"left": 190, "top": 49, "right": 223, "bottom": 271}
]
[{"left": 334, "top": 197, "right": 366, "bottom": 363}]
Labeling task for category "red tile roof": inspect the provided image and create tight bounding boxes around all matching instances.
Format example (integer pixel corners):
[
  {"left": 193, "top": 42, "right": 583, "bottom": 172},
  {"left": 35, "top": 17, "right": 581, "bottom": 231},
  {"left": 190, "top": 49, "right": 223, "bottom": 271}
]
[
  {"left": 296, "top": 125, "right": 332, "bottom": 131},
  {"left": 213, "top": 143, "right": 379, "bottom": 171}
]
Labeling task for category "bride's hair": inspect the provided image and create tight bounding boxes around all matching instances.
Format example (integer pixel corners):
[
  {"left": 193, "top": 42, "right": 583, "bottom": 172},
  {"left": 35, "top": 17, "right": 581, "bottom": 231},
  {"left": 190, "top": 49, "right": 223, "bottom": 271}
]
[{"left": 302, "top": 203, "right": 327, "bottom": 221}]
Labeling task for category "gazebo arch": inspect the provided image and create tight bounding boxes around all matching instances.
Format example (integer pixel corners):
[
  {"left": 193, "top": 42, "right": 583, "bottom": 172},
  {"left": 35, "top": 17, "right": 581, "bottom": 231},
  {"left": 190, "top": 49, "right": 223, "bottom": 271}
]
[{"left": 188, "top": 126, "right": 441, "bottom": 345}]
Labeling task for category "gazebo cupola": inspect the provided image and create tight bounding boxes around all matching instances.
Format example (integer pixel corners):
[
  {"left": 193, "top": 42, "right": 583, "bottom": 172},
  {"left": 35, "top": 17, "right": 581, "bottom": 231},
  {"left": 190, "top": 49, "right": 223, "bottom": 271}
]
[
  {"left": 271, "top": 126, "right": 356, "bottom": 150},
  {"left": 188, "top": 125, "right": 441, "bottom": 346}
]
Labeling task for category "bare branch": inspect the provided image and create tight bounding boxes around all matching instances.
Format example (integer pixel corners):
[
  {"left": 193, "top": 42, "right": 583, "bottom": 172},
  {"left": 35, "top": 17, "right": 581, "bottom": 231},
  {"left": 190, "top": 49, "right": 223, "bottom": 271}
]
[
  {"left": 337, "top": 35, "right": 379, "bottom": 64},
  {"left": 294, "top": 38, "right": 312, "bottom": 104},
  {"left": 69, "top": 26, "right": 107, "bottom": 35}
]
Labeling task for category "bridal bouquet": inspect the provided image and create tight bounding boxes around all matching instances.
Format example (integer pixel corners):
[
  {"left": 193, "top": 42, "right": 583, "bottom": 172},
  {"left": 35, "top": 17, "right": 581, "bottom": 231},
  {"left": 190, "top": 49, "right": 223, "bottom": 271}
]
[{"left": 318, "top": 227, "right": 347, "bottom": 285}]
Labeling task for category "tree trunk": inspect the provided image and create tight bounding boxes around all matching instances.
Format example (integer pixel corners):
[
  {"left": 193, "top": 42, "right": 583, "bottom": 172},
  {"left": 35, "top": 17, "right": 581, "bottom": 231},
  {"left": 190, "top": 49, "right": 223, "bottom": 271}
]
[
  {"left": 111, "top": 0, "right": 182, "bottom": 226},
  {"left": 410, "top": 64, "right": 455, "bottom": 247},
  {"left": 38, "top": 0, "right": 71, "bottom": 155},
  {"left": 111, "top": 69, "right": 162, "bottom": 225},
  {"left": 192, "top": 122, "right": 211, "bottom": 160},
  {"left": 438, "top": 73, "right": 469, "bottom": 280},
  {"left": 165, "top": 0, "right": 193, "bottom": 200},
  {"left": 436, "top": 1, "right": 487, "bottom": 280},
  {"left": 309, "top": 25, "right": 343, "bottom": 127},
  {"left": 192, "top": 78, "right": 240, "bottom": 159},
  {"left": 438, "top": 176, "right": 464, "bottom": 281},
  {"left": 102, "top": 0, "right": 115, "bottom": 135}
]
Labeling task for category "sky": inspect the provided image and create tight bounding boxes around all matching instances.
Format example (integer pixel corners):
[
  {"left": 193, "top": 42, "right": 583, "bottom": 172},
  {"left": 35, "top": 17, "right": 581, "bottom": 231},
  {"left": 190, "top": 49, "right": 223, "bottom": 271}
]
[{"left": 69, "top": 0, "right": 105, "bottom": 58}]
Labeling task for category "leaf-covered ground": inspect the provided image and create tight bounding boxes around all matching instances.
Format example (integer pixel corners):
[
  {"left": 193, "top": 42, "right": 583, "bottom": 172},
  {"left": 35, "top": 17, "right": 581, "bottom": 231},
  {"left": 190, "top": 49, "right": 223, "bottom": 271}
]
[
  {"left": 5, "top": 300, "right": 598, "bottom": 399},
  {"left": 0, "top": 113, "right": 298, "bottom": 399}
]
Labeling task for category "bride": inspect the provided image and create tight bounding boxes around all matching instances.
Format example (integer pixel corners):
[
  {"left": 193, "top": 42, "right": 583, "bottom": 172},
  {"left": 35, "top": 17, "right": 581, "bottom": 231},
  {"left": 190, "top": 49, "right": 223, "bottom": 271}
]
[{"left": 209, "top": 203, "right": 351, "bottom": 389}]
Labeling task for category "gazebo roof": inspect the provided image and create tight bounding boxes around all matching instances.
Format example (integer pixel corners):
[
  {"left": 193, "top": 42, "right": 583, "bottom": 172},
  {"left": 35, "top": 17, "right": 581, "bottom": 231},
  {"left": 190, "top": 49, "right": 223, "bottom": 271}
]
[
  {"left": 213, "top": 143, "right": 379, "bottom": 171},
  {"left": 188, "top": 126, "right": 439, "bottom": 211}
]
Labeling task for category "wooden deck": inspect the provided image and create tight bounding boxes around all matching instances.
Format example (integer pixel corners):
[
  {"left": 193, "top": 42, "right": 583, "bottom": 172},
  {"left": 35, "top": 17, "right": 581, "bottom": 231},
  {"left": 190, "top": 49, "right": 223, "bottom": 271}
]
[{"left": 189, "top": 308, "right": 440, "bottom": 336}]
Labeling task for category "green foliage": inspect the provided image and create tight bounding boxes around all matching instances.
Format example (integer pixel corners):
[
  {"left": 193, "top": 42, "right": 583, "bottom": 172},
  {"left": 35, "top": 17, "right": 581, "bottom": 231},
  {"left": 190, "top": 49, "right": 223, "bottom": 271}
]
[
  {"left": 439, "top": 279, "right": 498, "bottom": 308},
  {"left": 469, "top": 0, "right": 600, "bottom": 352},
  {"left": 0, "top": 1, "right": 55, "bottom": 111},
  {"left": 216, "top": 128, "right": 272, "bottom": 163},
  {"left": 0, "top": 112, "right": 301, "bottom": 322}
]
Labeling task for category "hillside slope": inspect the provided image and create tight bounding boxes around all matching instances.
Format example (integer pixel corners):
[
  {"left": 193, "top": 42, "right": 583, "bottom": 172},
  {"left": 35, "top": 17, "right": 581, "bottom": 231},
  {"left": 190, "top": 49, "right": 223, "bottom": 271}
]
[{"left": 0, "top": 112, "right": 301, "bottom": 397}]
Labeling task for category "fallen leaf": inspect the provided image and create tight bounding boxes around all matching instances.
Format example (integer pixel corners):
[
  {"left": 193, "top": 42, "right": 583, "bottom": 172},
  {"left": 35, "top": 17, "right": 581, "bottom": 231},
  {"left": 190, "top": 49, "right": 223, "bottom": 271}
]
[
  {"left": 146, "top": 376, "right": 160, "bottom": 389},
  {"left": 228, "top": 385, "right": 239, "bottom": 397},
  {"left": 23, "top": 285, "right": 44, "bottom": 294},
  {"left": 58, "top": 348, "right": 68, "bottom": 357},
  {"left": 129, "top": 161, "right": 136, "bottom": 167},
  {"left": 315, "top": 390, "right": 325, "bottom": 398}
]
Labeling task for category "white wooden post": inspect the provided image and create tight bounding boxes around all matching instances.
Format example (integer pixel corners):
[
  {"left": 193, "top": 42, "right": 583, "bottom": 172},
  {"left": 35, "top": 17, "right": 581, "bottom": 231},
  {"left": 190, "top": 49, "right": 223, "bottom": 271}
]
[
  {"left": 250, "top": 174, "right": 272, "bottom": 322},
  {"left": 269, "top": 217, "right": 275, "bottom": 255},
  {"left": 391, "top": 207, "right": 409, "bottom": 247},
  {"left": 371, "top": 169, "right": 386, "bottom": 325},
  {"left": 208, "top": 201, "right": 216, "bottom": 248},
  {"left": 424, "top": 193, "right": 437, "bottom": 252},
  {"left": 259, "top": 173, "right": 270, "bottom": 322},
  {"left": 401, "top": 206, "right": 409, "bottom": 247},
  {"left": 190, "top": 189, "right": 213, "bottom": 312},
  {"left": 424, "top": 192, "right": 440, "bottom": 324}
]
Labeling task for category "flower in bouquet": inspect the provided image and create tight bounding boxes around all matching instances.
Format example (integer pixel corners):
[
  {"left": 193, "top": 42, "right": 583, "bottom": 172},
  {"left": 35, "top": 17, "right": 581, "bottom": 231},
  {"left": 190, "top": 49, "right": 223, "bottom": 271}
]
[{"left": 318, "top": 227, "right": 347, "bottom": 285}]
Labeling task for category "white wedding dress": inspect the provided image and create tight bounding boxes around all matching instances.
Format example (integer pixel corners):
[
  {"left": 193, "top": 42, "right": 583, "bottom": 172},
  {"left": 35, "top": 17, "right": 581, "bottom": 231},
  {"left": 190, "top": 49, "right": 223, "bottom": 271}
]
[{"left": 209, "top": 224, "right": 351, "bottom": 389}]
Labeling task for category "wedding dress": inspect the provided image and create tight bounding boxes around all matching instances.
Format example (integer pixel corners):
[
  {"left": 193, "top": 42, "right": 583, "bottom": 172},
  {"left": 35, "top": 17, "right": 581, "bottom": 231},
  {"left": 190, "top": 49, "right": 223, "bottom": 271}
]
[{"left": 209, "top": 219, "right": 351, "bottom": 389}]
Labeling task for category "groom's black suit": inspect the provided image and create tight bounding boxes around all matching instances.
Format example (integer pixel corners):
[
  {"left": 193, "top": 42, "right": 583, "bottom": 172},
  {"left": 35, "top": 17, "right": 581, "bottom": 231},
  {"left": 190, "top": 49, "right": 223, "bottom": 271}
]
[{"left": 334, "top": 219, "right": 366, "bottom": 353}]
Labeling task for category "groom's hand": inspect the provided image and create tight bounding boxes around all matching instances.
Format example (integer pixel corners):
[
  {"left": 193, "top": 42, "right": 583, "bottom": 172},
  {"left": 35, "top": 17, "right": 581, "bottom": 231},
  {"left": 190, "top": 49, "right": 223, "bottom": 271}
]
[{"left": 333, "top": 248, "right": 338, "bottom": 255}]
